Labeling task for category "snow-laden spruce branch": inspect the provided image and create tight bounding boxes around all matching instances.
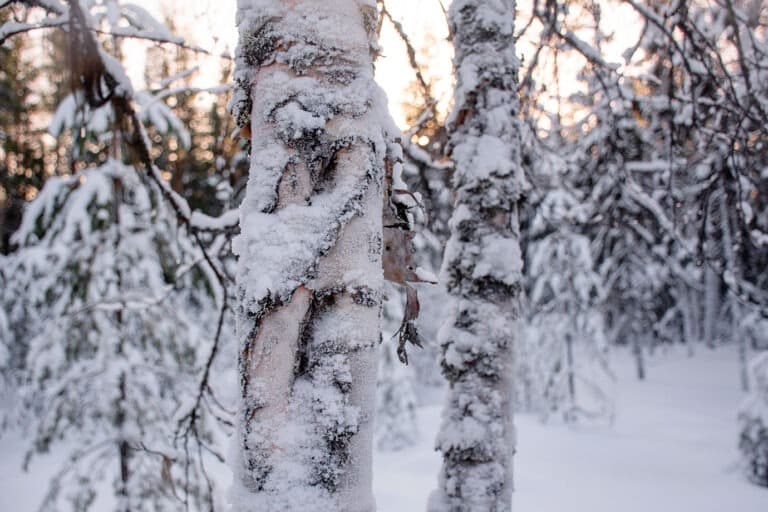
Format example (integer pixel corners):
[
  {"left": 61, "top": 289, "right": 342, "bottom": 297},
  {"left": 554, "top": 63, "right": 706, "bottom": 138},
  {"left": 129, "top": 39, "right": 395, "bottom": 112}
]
[
  {"left": 62, "top": 254, "right": 214, "bottom": 319},
  {"left": 63, "top": 11, "right": 235, "bottom": 506},
  {"left": 2, "top": 4, "right": 239, "bottom": 509}
]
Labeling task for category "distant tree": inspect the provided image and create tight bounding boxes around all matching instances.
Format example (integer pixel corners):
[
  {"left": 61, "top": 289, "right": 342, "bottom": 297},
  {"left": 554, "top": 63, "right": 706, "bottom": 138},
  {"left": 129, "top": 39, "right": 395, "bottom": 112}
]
[
  {"left": 7, "top": 159, "right": 224, "bottom": 511},
  {"left": 610, "top": 0, "right": 768, "bottom": 382},
  {"left": 525, "top": 183, "right": 613, "bottom": 423},
  {"left": 0, "top": 1, "right": 236, "bottom": 510},
  {"left": 739, "top": 350, "right": 768, "bottom": 487}
]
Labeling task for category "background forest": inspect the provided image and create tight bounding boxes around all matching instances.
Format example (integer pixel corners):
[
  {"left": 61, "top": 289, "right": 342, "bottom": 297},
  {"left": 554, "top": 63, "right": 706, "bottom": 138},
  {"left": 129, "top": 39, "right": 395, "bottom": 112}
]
[{"left": 0, "top": 0, "right": 767, "bottom": 511}]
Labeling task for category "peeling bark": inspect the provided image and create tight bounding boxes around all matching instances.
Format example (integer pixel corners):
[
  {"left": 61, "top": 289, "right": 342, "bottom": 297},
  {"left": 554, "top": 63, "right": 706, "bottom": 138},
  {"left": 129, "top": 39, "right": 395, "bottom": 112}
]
[{"left": 230, "top": 1, "right": 393, "bottom": 510}]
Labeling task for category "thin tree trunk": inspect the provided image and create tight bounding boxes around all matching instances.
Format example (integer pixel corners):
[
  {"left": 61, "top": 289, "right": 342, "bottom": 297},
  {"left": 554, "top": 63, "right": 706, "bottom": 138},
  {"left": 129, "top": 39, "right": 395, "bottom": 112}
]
[
  {"left": 632, "top": 327, "right": 646, "bottom": 381},
  {"left": 704, "top": 191, "right": 723, "bottom": 348},
  {"left": 230, "top": 1, "right": 390, "bottom": 510},
  {"left": 112, "top": 174, "right": 131, "bottom": 512},
  {"left": 719, "top": 187, "right": 749, "bottom": 391},
  {"left": 704, "top": 265, "right": 719, "bottom": 348},
  {"left": 682, "top": 284, "right": 695, "bottom": 357},
  {"left": 692, "top": 287, "right": 703, "bottom": 346},
  {"left": 117, "top": 375, "right": 131, "bottom": 512},
  {"left": 738, "top": 331, "right": 750, "bottom": 391},
  {"left": 430, "top": 1, "right": 522, "bottom": 510},
  {"left": 565, "top": 331, "right": 576, "bottom": 422}
]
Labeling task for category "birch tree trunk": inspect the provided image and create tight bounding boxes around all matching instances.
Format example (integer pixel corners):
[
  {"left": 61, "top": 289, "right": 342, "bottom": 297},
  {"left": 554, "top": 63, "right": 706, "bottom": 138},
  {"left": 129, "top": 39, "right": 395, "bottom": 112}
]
[
  {"left": 429, "top": 1, "right": 524, "bottom": 510},
  {"left": 229, "top": 1, "right": 391, "bottom": 510}
]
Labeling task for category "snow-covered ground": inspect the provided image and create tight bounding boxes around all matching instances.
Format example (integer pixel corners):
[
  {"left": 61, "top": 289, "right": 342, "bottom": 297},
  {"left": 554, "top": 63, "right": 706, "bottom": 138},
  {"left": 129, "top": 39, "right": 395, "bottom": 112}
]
[
  {"left": 1, "top": 345, "right": 766, "bottom": 510},
  {"left": 374, "top": 345, "right": 767, "bottom": 511}
]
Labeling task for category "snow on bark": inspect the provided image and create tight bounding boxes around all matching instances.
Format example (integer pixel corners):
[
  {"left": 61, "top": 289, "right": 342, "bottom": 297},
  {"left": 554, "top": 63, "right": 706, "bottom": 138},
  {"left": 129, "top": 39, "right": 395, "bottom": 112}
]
[
  {"left": 229, "top": 1, "right": 392, "bottom": 510},
  {"left": 429, "top": 1, "right": 524, "bottom": 511}
]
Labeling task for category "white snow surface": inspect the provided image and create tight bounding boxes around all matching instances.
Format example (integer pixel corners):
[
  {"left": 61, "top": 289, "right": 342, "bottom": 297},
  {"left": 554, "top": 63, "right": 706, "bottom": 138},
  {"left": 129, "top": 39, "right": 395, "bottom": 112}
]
[
  {"left": 375, "top": 346, "right": 767, "bottom": 511},
  {"left": 2, "top": 345, "right": 766, "bottom": 511}
]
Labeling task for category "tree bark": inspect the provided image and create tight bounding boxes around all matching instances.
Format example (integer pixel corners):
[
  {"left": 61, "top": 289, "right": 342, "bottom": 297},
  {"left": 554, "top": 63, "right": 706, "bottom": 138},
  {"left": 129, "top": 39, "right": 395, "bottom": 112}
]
[
  {"left": 430, "top": 1, "right": 523, "bottom": 510},
  {"left": 229, "top": 1, "right": 391, "bottom": 510}
]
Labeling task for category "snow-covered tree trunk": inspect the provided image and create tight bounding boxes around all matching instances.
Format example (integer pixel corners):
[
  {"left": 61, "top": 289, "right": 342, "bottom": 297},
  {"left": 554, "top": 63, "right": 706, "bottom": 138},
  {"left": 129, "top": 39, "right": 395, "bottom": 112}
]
[
  {"left": 429, "top": 1, "right": 523, "bottom": 510},
  {"left": 229, "top": 1, "right": 391, "bottom": 510}
]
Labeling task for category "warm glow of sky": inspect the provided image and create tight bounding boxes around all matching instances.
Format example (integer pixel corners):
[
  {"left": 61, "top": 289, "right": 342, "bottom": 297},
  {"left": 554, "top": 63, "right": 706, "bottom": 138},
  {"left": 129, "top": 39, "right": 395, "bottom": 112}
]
[
  {"left": 125, "top": 0, "right": 640, "bottom": 130},
  {"left": 127, "top": 0, "right": 453, "bottom": 129}
]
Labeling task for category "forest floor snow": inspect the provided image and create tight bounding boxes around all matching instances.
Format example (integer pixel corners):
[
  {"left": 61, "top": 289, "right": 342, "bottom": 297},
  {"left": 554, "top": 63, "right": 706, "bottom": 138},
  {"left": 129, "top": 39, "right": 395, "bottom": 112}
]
[
  {"left": 374, "top": 345, "right": 767, "bottom": 511},
  {"left": 1, "top": 345, "right": 766, "bottom": 511}
]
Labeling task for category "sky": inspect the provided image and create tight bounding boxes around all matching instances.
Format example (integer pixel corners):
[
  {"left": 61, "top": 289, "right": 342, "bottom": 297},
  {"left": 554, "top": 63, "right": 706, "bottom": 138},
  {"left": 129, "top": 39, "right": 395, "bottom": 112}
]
[
  {"left": 126, "top": 0, "right": 454, "bottom": 129},
  {"left": 123, "top": 0, "right": 643, "bottom": 132}
]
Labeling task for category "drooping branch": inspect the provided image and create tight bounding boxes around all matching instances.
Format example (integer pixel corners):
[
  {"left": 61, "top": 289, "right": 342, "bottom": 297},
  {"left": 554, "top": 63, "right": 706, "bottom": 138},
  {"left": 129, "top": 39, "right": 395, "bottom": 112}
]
[
  {"left": 380, "top": 1, "right": 438, "bottom": 121},
  {"left": 28, "top": 3, "right": 238, "bottom": 505}
]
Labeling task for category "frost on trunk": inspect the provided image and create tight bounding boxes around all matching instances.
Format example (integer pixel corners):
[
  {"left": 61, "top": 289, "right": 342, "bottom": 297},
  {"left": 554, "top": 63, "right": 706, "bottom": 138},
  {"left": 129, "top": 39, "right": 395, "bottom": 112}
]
[
  {"left": 429, "top": 1, "right": 523, "bottom": 510},
  {"left": 228, "top": 1, "right": 393, "bottom": 510}
]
